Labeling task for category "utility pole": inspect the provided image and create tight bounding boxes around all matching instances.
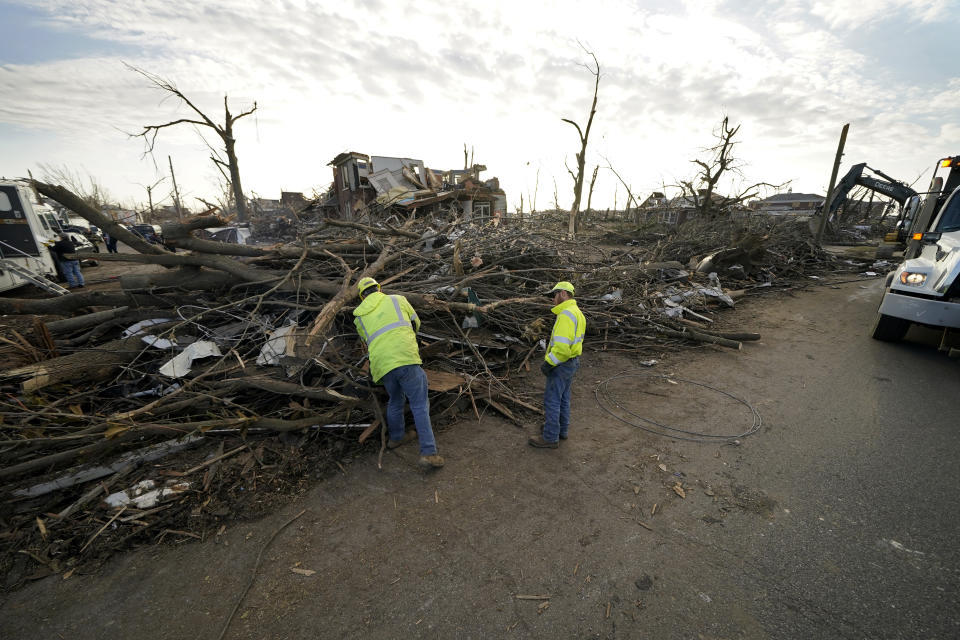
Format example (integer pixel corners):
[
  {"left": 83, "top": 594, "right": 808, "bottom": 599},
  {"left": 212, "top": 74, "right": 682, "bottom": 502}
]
[
  {"left": 147, "top": 184, "right": 156, "bottom": 221},
  {"left": 137, "top": 177, "right": 166, "bottom": 223},
  {"left": 168, "top": 155, "right": 182, "bottom": 221},
  {"left": 816, "top": 123, "right": 850, "bottom": 245}
]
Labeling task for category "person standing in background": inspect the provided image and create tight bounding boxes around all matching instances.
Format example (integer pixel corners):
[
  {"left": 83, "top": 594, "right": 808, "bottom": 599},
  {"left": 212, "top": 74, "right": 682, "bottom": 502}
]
[{"left": 52, "top": 234, "right": 84, "bottom": 289}]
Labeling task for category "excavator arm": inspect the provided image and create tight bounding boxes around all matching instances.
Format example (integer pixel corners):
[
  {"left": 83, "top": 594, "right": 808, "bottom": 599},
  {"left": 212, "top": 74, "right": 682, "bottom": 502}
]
[{"left": 826, "top": 163, "right": 918, "bottom": 215}]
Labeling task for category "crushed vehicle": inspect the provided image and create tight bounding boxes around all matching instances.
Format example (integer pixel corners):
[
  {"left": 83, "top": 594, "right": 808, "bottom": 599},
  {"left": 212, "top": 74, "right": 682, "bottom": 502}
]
[
  {"left": 0, "top": 180, "right": 97, "bottom": 294},
  {"left": 0, "top": 180, "right": 67, "bottom": 293},
  {"left": 872, "top": 155, "right": 960, "bottom": 343}
]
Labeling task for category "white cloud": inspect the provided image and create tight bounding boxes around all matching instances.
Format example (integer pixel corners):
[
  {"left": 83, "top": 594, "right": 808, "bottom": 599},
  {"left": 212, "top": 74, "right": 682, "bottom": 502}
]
[
  {"left": 0, "top": 0, "right": 957, "bottom": 209},
  {"left": 808, "top": 0, "right": 948, "bottom": 29}
]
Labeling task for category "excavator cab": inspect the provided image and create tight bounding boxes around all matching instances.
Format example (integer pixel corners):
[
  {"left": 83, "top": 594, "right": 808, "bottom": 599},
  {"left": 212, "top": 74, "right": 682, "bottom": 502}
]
[{"left": 893, "top": 195, "right": 922, "bottom": 235}]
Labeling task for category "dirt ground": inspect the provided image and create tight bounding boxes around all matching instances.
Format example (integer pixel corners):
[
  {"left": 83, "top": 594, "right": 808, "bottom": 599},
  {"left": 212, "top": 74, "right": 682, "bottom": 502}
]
[{"left": 2, "top": 276, "right": 958, "bottom": 639}]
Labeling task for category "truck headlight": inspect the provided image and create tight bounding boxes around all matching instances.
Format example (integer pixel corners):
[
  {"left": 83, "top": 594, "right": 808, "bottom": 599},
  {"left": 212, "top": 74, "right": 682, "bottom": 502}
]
[{"left": 899, "top": 272, "right": 927, "bottom": 286}]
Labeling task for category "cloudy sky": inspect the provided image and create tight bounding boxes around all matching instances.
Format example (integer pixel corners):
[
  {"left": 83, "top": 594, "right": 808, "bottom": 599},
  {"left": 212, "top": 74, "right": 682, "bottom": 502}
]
[{"left": 1, "top": 0, "right": 958, "bottom": 212}]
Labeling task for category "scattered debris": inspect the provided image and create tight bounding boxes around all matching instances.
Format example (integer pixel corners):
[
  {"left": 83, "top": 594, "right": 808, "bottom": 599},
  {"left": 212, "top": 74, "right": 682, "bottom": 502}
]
[{"left": 0, "top": 182, "right": 869, "bottom": 585}]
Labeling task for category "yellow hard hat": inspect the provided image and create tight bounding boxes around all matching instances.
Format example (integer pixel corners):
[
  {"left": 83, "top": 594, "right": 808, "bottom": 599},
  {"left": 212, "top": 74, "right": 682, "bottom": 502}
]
[
  {"left": 357, "top": 277, "right": 380, "bottom": 295},
  {"left": 549, "top": 281, "right": 575, "bottom": 296}
]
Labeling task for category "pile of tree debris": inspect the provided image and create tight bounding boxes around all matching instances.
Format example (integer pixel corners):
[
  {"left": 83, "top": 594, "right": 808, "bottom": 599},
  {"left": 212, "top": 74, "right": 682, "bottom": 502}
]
[{"left": 0, "top": 183, "right": 870, "bottom": 588}]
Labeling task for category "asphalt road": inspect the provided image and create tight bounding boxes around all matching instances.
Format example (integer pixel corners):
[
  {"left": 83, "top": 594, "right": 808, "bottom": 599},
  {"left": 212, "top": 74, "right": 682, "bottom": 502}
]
[{"left": 1, "top": 278, "right": 958, "bottom": 639}]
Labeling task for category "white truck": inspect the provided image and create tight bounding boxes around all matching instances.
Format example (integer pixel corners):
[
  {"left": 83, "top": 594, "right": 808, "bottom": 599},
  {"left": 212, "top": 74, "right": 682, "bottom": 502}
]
[
  {"left": 0, "top": 180, "right": 91, "bottom": 295},
  {"left": 871, "top": 155, "right": 960, "bottom": 343}
]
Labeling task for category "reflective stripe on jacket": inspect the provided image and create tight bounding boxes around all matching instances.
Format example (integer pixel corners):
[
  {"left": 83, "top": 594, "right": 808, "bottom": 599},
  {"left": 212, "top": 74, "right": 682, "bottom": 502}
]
[
  {"left": 353, "top": 291, "right": 422, "bottom": 383},
  {"left": 545, "top": 299, "right": 586, "bottom": 366}
]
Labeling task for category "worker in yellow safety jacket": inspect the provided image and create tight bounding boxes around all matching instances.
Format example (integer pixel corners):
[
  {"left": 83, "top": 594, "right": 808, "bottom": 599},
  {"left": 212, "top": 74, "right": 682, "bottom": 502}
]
[
  {"left": 529, "top": 281, "right": 586, "bottom": 449},
  {"left": 353, "top": 277, "right": 443, "bottom": 469}
]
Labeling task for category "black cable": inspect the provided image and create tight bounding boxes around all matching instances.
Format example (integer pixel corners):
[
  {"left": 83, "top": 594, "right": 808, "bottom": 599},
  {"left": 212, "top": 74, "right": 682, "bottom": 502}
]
[{"left": 594, "top": 370, "right": 761, "bottom": 441}]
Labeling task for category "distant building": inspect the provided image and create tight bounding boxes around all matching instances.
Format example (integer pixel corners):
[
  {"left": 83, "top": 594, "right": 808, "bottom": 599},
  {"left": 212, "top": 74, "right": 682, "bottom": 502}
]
[
  {"left": 251, "top": 197, "right": 282, "bottom": 214},
  {"left": 637, "top": 189, "right": 734, "bottom": 225},
  {"left": 101, "top": 205, "right": 140, "bottom": 225},
  {"left": 752, "top": 192, "right": 824, "bottom": 215},
  {"left": 328, "top": 152, "right": 372, "bottom": 219},
  {"left": 280, "top": 191, "right": 306, "bottom": 210},
  {"left": 326, "top": 151, "right": 506, "bottom": 221}
]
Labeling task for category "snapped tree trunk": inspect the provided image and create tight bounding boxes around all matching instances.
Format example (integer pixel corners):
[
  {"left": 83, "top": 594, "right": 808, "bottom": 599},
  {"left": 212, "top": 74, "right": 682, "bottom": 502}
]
[
  {"left": 224, "top": 98, "right": 248, "bottom": 222},
  {"left": 561, "top": 47, "right": 600, "bottom": 239}
]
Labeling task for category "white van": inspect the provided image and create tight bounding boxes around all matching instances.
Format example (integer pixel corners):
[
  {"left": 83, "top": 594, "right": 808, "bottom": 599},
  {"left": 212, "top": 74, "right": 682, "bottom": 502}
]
[{"left": 0, "top": 180, "right": 63, "bottom": 293}]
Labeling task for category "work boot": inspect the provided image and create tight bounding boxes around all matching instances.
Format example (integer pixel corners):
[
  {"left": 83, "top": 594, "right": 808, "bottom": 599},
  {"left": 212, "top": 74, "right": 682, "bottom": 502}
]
[
  {"left": 559, "top": 434, "right": 568, "bottom": 440},
  {"left": 387, "top": 430, "right": 417, "bottom": 450},
  {"left": 418, "top": 454, "right": 445, "bottom": 470},
  {"left": 528, "top": 435, "right": 559, "bottom": 449}
]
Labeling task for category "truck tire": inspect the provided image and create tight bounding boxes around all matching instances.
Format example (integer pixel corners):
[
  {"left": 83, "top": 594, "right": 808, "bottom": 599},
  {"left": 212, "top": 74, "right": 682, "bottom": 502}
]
[{"left": 871, "top": 313, "right": 910, "bottom": 341}]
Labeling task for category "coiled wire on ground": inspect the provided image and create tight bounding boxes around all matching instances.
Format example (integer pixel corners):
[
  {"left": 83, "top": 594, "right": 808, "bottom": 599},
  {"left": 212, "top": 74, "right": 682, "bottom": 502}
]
[{"left": 594, "top": 371, "right": 761, "bottom": 442}]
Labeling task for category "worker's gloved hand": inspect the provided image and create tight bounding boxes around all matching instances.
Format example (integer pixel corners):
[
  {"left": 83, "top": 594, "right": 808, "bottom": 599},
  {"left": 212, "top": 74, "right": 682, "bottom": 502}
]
[{"left": 540, "top": 361, "right": 553, "bottom": 376}]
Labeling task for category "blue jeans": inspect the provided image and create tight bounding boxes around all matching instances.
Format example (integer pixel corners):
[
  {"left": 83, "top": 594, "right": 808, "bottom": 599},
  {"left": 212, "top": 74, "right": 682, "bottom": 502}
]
[
  {"left": 543, "top": 357, "right": 579, "bottom": 442},
  {"left": 61, "top": 259, "right": 84, "bottom": 288},
  {"left": 380, "top": 364, "right": 437, "bottom": 455}
]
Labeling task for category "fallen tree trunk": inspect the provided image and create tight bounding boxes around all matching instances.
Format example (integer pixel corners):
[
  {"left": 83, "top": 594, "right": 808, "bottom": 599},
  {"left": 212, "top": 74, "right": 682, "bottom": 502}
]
[
  {"left": 307, "top": 246, "right": 393, "bottom": 344},
  {"left": 657, "top": 327, "right": 742, "bottom": 350},
  {"left": 2, "top": 333, "right": 164, "bottom": 392},
  {"left": 710, "top": 331, "right": 761, "bottom": 342},
  {"left": 35, "top": 182, "right": 168, "bottom": 255},
  {"left": 322, "top": 217, "right": 422, "bottom": 239},
  {"left": 45, "top": 307, "right": 130, "bottom": 333},
  {"left": 220, "top": 375, "right": 361, "bottom": 404},
  {"left": 0, "top": 438, "right": 121, "bottom": 482}
]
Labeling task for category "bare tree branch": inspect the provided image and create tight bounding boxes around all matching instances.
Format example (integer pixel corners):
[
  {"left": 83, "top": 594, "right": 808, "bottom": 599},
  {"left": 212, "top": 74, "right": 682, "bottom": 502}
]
[
  {"left": 125, "top": 63, "right": 257, "bottom": 222},
  {"left": 559, "top": 43, "right": 601, "bottom": 237},
  {"left": 674, "top": 116, "right": 786, "bottom": 219}
]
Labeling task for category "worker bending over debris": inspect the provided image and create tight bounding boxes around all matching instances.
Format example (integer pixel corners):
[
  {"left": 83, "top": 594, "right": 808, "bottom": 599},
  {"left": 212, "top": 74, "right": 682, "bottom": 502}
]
[
  {"left": 353, "top": 277, "right": 444, "bottom": 470},
  {"left": 529, "top": 281, "right": 586, "bottom": 449}
]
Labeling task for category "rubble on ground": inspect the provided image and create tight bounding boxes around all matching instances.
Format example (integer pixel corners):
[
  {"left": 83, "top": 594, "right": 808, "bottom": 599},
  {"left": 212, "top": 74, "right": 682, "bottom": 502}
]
[{"left": 0, "top": 184, "right": 873, "bottom": 587}]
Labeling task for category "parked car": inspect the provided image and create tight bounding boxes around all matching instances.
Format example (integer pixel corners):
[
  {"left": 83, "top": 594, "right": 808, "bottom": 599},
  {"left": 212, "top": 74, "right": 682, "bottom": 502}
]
[
  {"left": 61, "top": 225, "right": 101, "bottom": 252},
  {"left": 129, "top": 224, "right": 163, "bottom": 244},
  {"left": 60, "top": 230, "right": 96, "bottom": 254}
]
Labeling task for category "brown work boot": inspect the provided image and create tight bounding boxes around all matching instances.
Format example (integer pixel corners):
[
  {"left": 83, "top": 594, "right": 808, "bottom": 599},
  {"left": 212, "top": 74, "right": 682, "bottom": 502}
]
[
  {"left": 387, "top": 430, "right": 417, "bottom": 450},
  {"left": 418, "top": 454, "right": 445, "bottom": 470},
  {"left": 528, "top": 435, "right": 559, "bottom": 449}
]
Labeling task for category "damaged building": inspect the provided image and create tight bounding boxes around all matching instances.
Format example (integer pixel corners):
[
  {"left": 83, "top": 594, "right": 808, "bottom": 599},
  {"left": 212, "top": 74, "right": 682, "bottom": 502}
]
[{"left": 327, "top": 152, "right": 507, "bottom": 221}]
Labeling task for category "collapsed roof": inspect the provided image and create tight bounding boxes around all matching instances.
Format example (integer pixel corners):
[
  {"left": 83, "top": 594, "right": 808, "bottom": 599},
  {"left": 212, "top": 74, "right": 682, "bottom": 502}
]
[{"left": 327, "top": 152, "right": 506, "bottom": 220}]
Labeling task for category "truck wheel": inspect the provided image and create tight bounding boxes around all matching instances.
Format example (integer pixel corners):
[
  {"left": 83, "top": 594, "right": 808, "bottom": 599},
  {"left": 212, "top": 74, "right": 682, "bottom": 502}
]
[{"left": 871, "top": 313, "right": 910, "bottom": 341}]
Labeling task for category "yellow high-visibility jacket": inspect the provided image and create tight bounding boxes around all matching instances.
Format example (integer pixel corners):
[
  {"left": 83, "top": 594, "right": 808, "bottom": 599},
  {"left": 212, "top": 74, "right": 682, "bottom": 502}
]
[
  {"left": 353, "top": 292, "right": 422, "bottom": 383},
  {"left": 545, "top": 298, "right": 586, "bottom": 366}
]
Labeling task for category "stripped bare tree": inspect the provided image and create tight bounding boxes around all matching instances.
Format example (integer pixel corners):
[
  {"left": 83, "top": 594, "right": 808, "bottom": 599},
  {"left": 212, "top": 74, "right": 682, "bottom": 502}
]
[
  {"left": 38, "top": 163, "right": 113, "bottom": 210},
  {"left": 126, "top": 64, "right": 257, "bottom": 222},
  {"left": 561, "top": 45, "right": 600, "bottom": 237},
  {"left": 603, "top": 156, "right": 639, "bottom": 222},
  {"left": 528, "top": 166, "right": 540, "bottom": 214},
  {"left": 584, "top": 164, "right": 599, "bottom": 224},
  {"left": 678, "top": 116, "right": 787, "bottom": 219}
]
